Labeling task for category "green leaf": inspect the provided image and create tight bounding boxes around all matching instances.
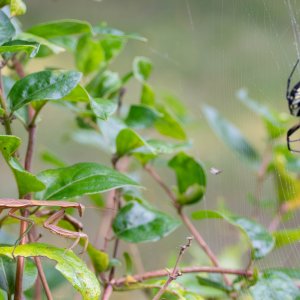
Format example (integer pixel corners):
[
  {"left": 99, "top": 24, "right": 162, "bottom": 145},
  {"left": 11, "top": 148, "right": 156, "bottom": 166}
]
[
  {"left": 197, "top": 276, "right": 231, "bottom": 293},
  {"left": 169, "top": 152, "right": 206, "bottom": 205},
  {"left": 273, "top": 228, "right": 300, "bottom": 248},
  {"left": 236, "top": 89, "right": 286, "bottom": 139},
  {"left": 202, "top": 105, "right": 260, "bottom": 168},
  {"left": 86, "top": 70, "right": 121, "bottom": 98},
  {"left": 116, "top": 128, "right": 152, "bottom": 157},
  {"left": 155, "top": 105, "right": 186, "bottom": 140},
  {"left": 10, "top": 0, "right": 26, "bottom": 16},
  {"left": 133, "top": 56, "right": 152, "bottom": 82},
  {"left": 40, "top": 150, "right": 67, "bottom": 168},
  {"left": 101, "top": 37, "right": 125, "bottom": 62},
  {"left": 75, "top": 34, "right": 105, "bottom": 75},
  {"left": 192, "top": 210, "right": 274, "bottom": 259},
  {"left": 90, "top": 97, "right": 117, "bottom": 120},
  {"left": 9, "top": 70, "right": 82, "bottom": 111},
  {"left": 36, "top": 162, "right": 140, "bottom": 200},
  {"left": 27, "top": 19, "right": 92, "bottom": 38},
  {"left": 87, "top": 244, "right": 109, "bottom": 274},
  {"left": 61, "top": 84, "right": 90, "bottom": 102},
  {"left": 162, "top": 94, "right": 187, "bottom": 121},
  {"left": 0, "top": 255, "right": 37, "bottom": 294},
  {"left": 125, "top": 104, "right": 161, "bottom": 129},
  {"left": 0, "top": 107, "right": 3, "bottom": 116},
  {"left": 123, "top": 252, "right": 133, "bottom": 275},
  {"left": 0, "top": 135, "right": 45, "bottom": 197},
  {"left": 0, "top": 243, "right": 101, "bottom": 300},
  {"left": 113, "top": 201, "right": 180, "bottom": 243},
  {"left": 265, "top": 268, "right": 300, "bottom": 280},
  {"left": 141, "top": 83, "right": 155, "bottom": 106},
  {"left": 0, "top": 40, "right": 40, "bottom": 58},
  {"left": 0, "top": 10, "right": 15, "bottom": 45},
  {"left": 93, "top": 24, "right": 147, "bottom": 42},
  {"left": 250, "top": 271, "right": 300, "bottom": 300}
]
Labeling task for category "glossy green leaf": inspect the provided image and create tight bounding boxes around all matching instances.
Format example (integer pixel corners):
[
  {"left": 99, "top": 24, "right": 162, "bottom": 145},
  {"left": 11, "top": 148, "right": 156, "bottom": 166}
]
[
  {"left": 0, "top": 243, "right": 101, "bottom": 300},
  {"left": 10, "top": 0, "right": 26, "bottom": 16},
  {"left": 93, "top": 24, "right": 147, "bottom": 42},
  {"left": 125, "top": 104, "right": 161, "bottom": 129},
  {"left": 18, "top": 32, "right": 65, "bottom": 56},
  {"left": 86, "top": 70, "right": 121, "bottom": 98},
  {"left": 101, "top": 37, "right": 125, "bottom": 62},
  {"left": 61, "top": 84, "right": 90, "bottom": 102},
  {"left": 133, "top": 56, "right": 152, "bottom": 82},
  {"left": 169, "top": 152, "right": 206, "bottom": 205},
  {"left": 202, "top": 105, "right": 260, "bottom": 168},
  {"left": 27, "top": 19, "right": 92, "bottom": 38},
  {"left": 87, "top": 244, "right": 109, "bottom": 274},
  {"left": 90, "top": 97, "right": 117, "bottom": 120},
  {"left": 155, "top": 105, "right": 186, "bottom": 140},
  {"left": 250, "top": 271, "right": 300, "bottom": 300},
  {"left": 192, "top": 210, "right": 274, "bottom": 259},
  {"left": 273, "top": 228, "right": 300, "bottom": 248},
  {"left": 36, "top": 162, "right": 140, "bottom": 200},
  {"left": 0, "top": 10, "right": 15, "bottom": 45},
  {"left": 9, "top": 70, "right": 82, "bottom": 111},
  {"left": 141, "top": 83, "right": 155, "bottom": 106},
  {"left": 75, "top": 34, "right": 105, "bottom": 75},
  {"left": 0, "top": 255, "right": 37, "bottom": 294},
  {"left": 0, "top": 135, "right": 45, "bottom": 197},
  {"left": 236, "top": 89, "right": 286, "bottom": 139},
  {"left": 0, "top": 40, "right": 40, "bottom": 58},
  {"left": 116, "top": 128, "right": 152, "bottom": 157},
  {"left": 113, "top": 201, "right": 180, "bottom": 243}
]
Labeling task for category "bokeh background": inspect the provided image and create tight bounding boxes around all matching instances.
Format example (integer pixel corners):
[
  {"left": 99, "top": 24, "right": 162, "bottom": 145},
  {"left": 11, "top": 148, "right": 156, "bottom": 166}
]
[{"left": 1, "top": 0, "right": 300, "bottom": 299}]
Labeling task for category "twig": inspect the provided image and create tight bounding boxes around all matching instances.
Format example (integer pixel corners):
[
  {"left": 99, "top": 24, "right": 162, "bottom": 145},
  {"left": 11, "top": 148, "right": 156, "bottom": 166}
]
[
  {"left": 144, "top": 164, "right": 230, "bottom": 285},
  {"left": 152, "top": 237, "right": 193, "bottom": 300},
  {"left": 113, "top": 266, "right": 253, "bottom": 286}
]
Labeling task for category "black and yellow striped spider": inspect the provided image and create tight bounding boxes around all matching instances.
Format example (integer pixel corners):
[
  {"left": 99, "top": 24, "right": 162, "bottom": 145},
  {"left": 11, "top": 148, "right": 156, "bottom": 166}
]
[{"left": 286, "top": 59, "right": 300, "bottom": 152}]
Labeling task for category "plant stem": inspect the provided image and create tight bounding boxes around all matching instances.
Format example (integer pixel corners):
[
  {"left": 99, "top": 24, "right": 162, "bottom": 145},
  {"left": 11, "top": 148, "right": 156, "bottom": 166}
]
[
  {"left": 113, "top": 266, "right": 253, "bottom": 286},
  {"left": 144, "top": 164, "right": 230, "bottom": 285},
  {"left": 152, "top": 237, "right": 192, "bottom": 300},
  {"left": 0, "top": 66, "right": 12, "bottom": 135}
]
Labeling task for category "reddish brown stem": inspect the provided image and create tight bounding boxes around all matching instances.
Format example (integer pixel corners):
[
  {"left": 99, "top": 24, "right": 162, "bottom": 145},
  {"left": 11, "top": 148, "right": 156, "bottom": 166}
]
[
  {"left": 113, "top": 266, "right": 253, "bottom": 286},
  {"left": 144, "top": 164, "right": 230, "bottom": 286}
]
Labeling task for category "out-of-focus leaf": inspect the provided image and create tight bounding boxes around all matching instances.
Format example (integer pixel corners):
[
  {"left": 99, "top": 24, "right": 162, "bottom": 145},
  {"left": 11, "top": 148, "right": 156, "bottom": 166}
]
[
  {"left": 93, "top": 23, "right": 147, "bottom": 42},
  {"left": 0, "top": 10, "right": 15, "bottom": 45},
  {"left": 113, "top": 201, "right": 180, "bottom": 243},
  {"left": 169, "top": 152, "right": 206, "bottom": 205},
  {"left": 0, "top": 40, "right": 40, "bottom": 58},
  {"left": 192, "top": 210, "right": 274, "bottom": 259},
  {"left": 0, "top": 255, "right": 37, "bottom": 294},
  {"left": 196, "top": 276, "right": 232, "bottom": 293},
  {"left": 49, "top": 36, "right": 77, "bottom": 52},
  {"left": 116, "top": 128, "right": 152, "bottom": 157},
  {"left": 202, "top": 105, "right": 260, "bottom": 168},
  {"left": 162, "top": 94, "right": 187, "bottom": 121},
  {"left": 0, "top": 135, "right": 45, "bottom": 197},
  {"left": 75, "top": 34, "right": 105, "bottom": 75},
  {"left": 133, "top": 56, "right": 152, "bottom": 82},
  {"left": 90, "top": 97, "right": 117, "bottom": 120},
  {"left": 250, "top": 271, "right": 300, "bottom": 300},
  {"left": 9, "top": 70, "right": 82, "bottom": 111},
  {"left": 86, "top": 70, "right": 121, "bottom": 98},
  {"left": 123, "top": 252, "right": 133, "bottom": 275},
  {"left": 155, "top": 105, "right": 186, "bottom": 140},
  {"left": 273, "top": 228, "right": 300, "bottom": 248},
  {"left": 236, "top": 89, "right": 286, "bottom": 139},
  {"left": 0, "top": 243, "right": 101, "bottom": 300},
  {"left": 61, "top": 84, "right": 90, "bottom": 102},
  {"left": 10, "top": 0, "right": 26, "bottom": 16},
  {"left": 141, "top": 83, "right": 155, "bottom": 106},
  {"left": 101, "top": 37, "right": 125, "bottom": 62},
  {"left": 265, "top": 268, "right": 300, "bottom": 280},
  {"left": 87, "top": 244, "right": 109, "bottom": 274},
  {"left": 125, "top": 104, "right": 161, "bottom": 129},
  {"left": 40, "top": 150, "right": 67, "bottom": 168},
  {"left": 27, "top": 19, "right": 92, "bottom": 38},
  {"left": 36, "top": 162, "right": 140, "bottom": 200}
]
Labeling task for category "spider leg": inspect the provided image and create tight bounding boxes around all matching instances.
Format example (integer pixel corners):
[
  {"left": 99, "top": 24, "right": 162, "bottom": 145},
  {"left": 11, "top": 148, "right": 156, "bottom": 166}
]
[
  {"left": 43, "top": 209, "right": 88, "bottom": 254},
  {"left": 8, "top": 208, "right": 34, "bottom": 258},
  {"left": 287, "top": 123, "right": 300, "bottom": 152},
  {"left": 287, "top": 59, "right": 300, "bottom": 101}
]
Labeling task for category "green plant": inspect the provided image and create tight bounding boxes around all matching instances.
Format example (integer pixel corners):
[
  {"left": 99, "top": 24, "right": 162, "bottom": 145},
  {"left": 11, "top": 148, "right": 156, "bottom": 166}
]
[{"left": 0, "top": 1, "right": 299, "bottom": 300}]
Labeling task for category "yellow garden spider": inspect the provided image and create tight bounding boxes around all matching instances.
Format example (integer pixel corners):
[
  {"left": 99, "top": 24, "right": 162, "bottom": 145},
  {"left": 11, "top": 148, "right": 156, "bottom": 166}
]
[{"left": 286, "top": 59, "right": 300, "bottom": 152}]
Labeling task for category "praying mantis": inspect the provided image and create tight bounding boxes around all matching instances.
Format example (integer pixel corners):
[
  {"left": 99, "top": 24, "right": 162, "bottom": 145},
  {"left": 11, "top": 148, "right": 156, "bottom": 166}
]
[{"left": 0, "top": 198, "right": 89, "bottom": 253}]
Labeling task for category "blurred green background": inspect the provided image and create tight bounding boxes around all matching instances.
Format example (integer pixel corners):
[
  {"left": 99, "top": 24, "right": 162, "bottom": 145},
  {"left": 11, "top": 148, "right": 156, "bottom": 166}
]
[{"left": 1, "top": 0, "right": 300, "bottom": 298}]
